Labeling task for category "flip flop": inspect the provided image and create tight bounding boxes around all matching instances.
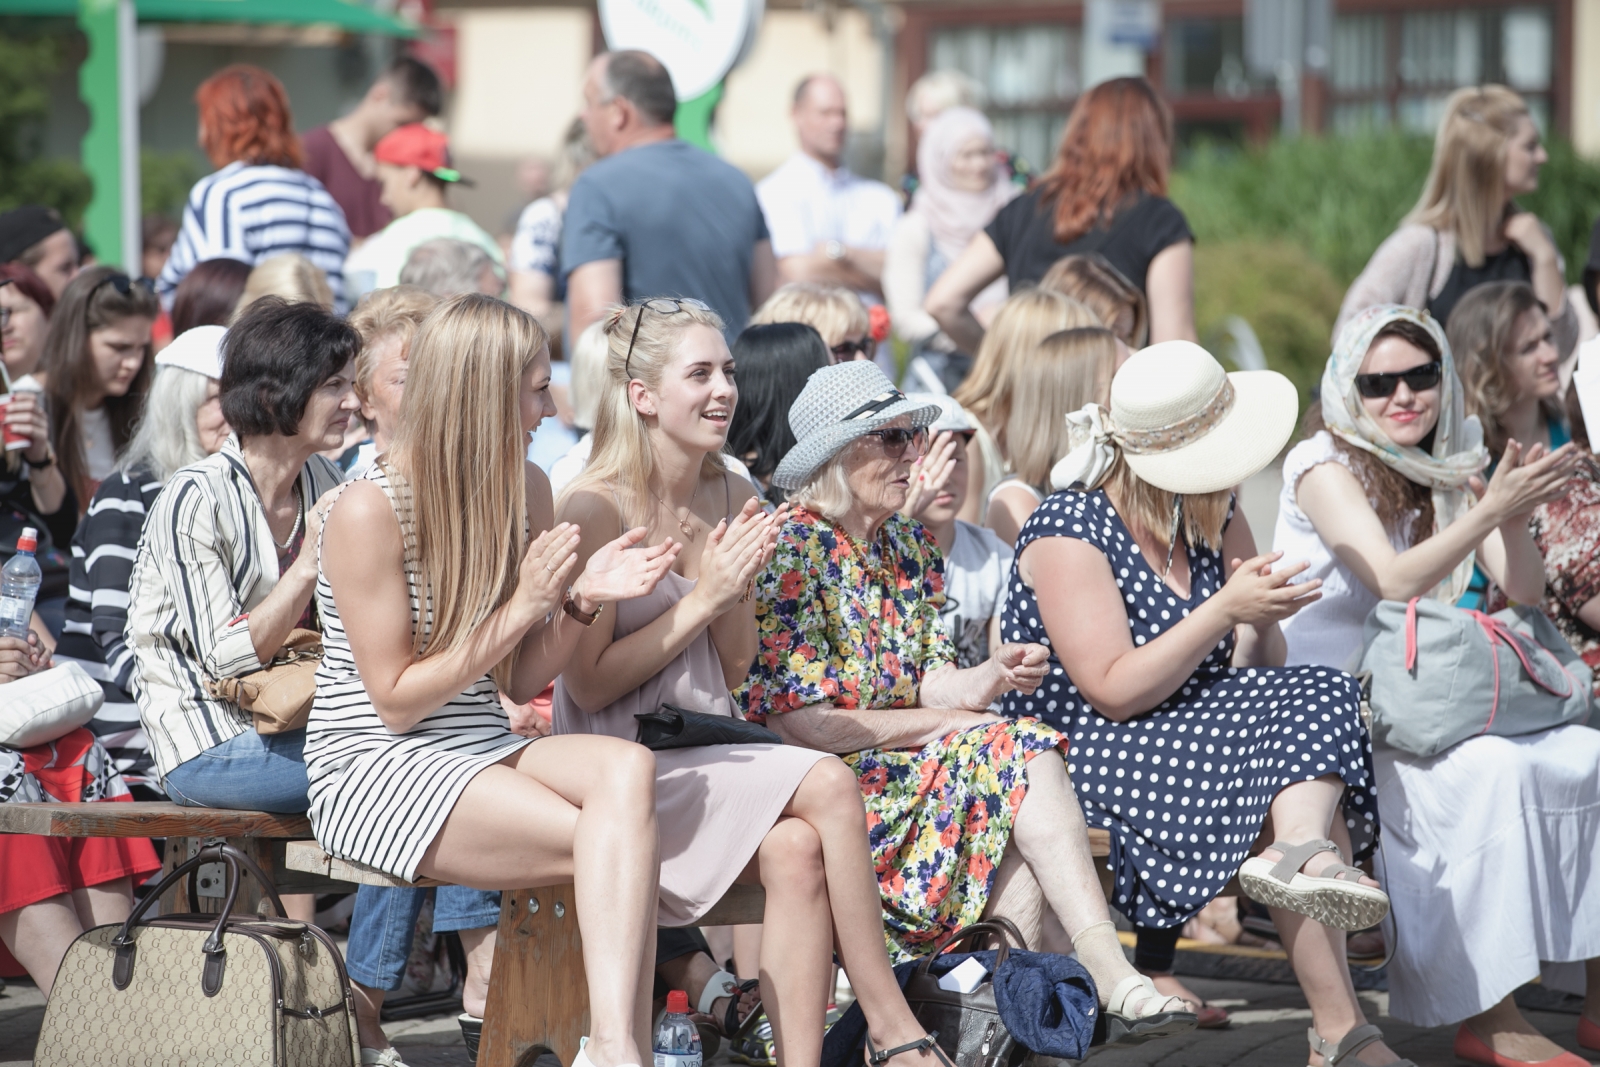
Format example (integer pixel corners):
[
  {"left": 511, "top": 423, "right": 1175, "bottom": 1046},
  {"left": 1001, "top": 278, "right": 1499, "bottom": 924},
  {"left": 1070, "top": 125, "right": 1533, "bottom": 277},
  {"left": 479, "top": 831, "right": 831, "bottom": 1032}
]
[{"left": 1239, "top": 839, "right": 1390, "bottom": 931}]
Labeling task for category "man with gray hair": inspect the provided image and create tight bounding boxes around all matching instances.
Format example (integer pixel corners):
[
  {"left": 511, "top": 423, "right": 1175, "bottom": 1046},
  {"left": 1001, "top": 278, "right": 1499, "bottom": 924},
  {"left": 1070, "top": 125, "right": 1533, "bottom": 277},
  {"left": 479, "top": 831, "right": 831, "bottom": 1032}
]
[
  {"left": 563, "top": 50, "right": 774, "bottom": 338},
  {"left": 399, "top": 237, "right": 504, "bottom": 297}
]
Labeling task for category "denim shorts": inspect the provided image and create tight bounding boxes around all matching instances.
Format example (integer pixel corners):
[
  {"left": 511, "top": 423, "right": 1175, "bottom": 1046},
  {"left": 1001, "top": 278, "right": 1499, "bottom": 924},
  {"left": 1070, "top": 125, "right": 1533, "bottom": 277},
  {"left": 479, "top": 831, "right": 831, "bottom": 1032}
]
[
  {"left": 345, "top": 884, "right": 503, "bottom": 991},
  {"left": 163, "top": 728, "right": 311, "bottom": 813}
]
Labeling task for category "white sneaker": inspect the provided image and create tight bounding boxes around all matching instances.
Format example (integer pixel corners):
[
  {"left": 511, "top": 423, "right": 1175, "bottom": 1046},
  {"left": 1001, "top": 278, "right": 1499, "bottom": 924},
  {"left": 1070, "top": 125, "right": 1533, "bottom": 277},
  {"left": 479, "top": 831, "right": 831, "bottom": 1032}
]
[
  {"left": 360, "top": 1048, "right": 411, "bottom": 1067},
  {"left": 575, "top": 1035, "right": 642, "bottom": 1067}
]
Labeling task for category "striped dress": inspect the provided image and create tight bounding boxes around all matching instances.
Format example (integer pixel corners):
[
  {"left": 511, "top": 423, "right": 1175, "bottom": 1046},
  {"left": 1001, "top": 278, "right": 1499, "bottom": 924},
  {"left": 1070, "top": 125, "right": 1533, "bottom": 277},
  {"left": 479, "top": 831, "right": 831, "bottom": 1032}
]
[
  {"left": 54, "top": 467, "right": 163, "bottom": 793},
  {"left": 156, "top": 162, "right": 351, "bottom": 312},
  {"left": 304, "top": 465, "right": 533, "bottom": 881}
]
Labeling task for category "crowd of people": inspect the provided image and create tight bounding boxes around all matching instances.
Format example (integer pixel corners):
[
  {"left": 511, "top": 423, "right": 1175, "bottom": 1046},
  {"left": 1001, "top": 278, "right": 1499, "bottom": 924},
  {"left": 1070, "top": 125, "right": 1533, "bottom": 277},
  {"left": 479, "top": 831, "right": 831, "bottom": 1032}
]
[{"left": 1, "top": 40, "right": 1599, "bottom": 1067}]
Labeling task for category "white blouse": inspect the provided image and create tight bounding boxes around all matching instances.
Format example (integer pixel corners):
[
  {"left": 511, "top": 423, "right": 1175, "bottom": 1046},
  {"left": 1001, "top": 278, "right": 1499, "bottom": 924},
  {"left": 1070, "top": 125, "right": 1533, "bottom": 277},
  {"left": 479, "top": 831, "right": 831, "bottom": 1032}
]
[{"left": 1272, "top": 431, "right": 1412, "bottom": 673}]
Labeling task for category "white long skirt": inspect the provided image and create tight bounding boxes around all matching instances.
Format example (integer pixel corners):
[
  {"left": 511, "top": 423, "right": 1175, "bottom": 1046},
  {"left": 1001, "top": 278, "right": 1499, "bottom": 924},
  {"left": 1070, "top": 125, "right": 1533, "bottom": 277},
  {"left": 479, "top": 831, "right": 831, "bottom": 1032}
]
[{"left": 1373, "top": 725, "right": 1600, "bottom": 1027}]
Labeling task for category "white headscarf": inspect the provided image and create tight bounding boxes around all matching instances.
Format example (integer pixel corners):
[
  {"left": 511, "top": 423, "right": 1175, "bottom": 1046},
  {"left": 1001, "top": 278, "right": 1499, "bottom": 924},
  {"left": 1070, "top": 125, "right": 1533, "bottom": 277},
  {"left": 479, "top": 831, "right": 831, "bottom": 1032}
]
[{"left": 1321, "top": 304, "right": 1487, "bottom": 603}]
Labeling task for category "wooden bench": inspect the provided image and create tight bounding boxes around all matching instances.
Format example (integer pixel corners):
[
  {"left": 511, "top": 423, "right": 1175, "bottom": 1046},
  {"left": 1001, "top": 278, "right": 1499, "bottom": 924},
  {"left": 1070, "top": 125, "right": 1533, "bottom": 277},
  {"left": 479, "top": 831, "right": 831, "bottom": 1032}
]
[{"left": 0, "top": 803, "right": 1115, "bottom": 1067}]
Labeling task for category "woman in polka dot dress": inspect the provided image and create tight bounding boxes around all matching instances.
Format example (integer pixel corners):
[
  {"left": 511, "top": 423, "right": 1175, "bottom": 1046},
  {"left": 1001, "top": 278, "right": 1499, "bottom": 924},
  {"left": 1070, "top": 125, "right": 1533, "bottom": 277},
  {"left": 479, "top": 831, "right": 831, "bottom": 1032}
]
[{"left": 1004, "top": 342, "right": 1412, "bottom": 1067}]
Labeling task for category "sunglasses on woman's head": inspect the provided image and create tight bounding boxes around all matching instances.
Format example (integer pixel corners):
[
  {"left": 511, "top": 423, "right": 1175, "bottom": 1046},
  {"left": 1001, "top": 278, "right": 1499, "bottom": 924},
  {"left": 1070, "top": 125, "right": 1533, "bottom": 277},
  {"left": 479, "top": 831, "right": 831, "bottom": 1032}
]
[
  {"left": 864, "top": 427, "right": 928, "bottom": 456},
  {"left": 1355, "top": 362, "right": 1442, "bottom": 399},
  {"left": 91, "top": 273, "right": 156, "bottom": 299},
  {"left": 831, "top": 338, "right": 872, "bottom": 361},
  {"left": 624, "top": 297, "right": 713, "bottom": 380}
]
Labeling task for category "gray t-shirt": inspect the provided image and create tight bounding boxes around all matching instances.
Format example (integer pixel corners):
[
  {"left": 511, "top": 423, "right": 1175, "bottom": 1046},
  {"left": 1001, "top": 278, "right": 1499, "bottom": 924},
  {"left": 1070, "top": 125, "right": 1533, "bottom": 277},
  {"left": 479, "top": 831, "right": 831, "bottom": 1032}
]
[
  {"left": 561, "top": 139, "right": 770, "bottom": 333},
  {"left": 941, "top": 520, "right": 1014, "bottom": 669}
]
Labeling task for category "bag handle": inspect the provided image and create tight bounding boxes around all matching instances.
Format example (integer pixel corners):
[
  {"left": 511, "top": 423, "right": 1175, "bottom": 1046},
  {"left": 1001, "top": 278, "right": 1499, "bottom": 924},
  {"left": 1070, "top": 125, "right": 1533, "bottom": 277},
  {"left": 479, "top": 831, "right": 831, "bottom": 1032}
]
[
  {"left": 111, "top": 843, "right": 289, "bottom": 997},
  {"left": 913, "top": 917, "right": 1031, "bottom": 978}
]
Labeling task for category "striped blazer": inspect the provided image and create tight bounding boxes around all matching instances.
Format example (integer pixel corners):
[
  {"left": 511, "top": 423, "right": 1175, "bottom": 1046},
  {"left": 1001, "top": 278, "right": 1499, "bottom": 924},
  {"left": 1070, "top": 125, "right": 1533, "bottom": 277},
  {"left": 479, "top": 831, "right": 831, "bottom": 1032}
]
[
  {"left": 125, "top": 436, "right": 343, "bottom": 778},
  {"left": 156, "top": 162, "right": 352, "bottom": 312}
]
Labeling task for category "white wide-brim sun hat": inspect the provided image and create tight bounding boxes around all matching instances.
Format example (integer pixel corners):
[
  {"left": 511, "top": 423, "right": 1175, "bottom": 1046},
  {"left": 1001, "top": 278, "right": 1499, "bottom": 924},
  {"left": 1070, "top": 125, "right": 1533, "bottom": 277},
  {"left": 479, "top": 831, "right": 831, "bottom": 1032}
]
[{"left": 1112, "top": 340, "right": 1299, "bottom": 495}]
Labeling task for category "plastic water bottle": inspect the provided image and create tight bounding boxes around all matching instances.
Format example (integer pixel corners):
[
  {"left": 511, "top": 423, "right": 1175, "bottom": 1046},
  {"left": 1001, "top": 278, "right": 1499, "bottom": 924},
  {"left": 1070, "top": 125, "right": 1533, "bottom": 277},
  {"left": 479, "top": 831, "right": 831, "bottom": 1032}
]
[
  {"left": 653, "top": 990, "right": 703, "bottom": 1067},
  {"left": 0, "top": 527, "right": 41, "bottom": 640}
]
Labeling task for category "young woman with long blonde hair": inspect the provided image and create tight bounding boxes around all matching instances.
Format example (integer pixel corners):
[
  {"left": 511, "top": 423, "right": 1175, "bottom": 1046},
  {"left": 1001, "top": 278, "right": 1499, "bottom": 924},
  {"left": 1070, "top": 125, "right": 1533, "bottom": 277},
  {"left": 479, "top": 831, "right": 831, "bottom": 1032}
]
[
  {"left": 309, "top": 293, "right": 681, "bottom": 1067},
  {"left": 555, "top": 298, "right": 962, "bottom": 1067},
  {"left": 1338, "top": 85, "right": 1576, "bottom": 355},
  {"left": 949, "top": 287, "right": 1098, "bottom": 523}
]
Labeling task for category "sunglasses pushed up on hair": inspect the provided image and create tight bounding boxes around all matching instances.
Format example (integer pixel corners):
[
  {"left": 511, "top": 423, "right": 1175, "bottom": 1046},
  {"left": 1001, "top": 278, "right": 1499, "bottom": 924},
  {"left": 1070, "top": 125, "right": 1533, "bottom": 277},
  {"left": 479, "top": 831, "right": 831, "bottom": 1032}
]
[{"left": 1355, "top": 361, "right": 1443, "bottom": 399}]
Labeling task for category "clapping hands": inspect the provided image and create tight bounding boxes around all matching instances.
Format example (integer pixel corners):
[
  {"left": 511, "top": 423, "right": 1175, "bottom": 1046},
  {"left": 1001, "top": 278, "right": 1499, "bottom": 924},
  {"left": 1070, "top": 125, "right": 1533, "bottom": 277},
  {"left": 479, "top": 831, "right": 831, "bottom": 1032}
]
[
  {"left": 903, "top": 431, "right": 960, "bottom": 520},
  {"left": 696, "top": 497, "right": 789, "bottom": 615},
  {"left": 574, "top": 526, "right": 684, "bottom": 608}
]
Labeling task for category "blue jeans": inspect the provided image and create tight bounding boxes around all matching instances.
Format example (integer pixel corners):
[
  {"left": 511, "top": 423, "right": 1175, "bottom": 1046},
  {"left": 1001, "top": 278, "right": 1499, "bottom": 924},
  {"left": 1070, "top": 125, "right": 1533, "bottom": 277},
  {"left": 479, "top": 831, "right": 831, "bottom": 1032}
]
[
  {"left": 163, "top": 728, "right": 311, "bottom": 813},
  {"left": 345, "top": 884, "right": 503, "bottom": 992}
]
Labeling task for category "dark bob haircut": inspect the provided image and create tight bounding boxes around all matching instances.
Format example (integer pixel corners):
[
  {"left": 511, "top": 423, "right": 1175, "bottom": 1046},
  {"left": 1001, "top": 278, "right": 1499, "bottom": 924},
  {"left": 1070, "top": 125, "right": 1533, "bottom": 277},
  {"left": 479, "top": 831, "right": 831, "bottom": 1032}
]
[
  {"left": 221, "top": 296, "right": 360, "bottom": 437},
  {"left": 726, "top": 322, "right": 831, "bottom": 497},
  {"left": 171, "top": 257, "right": 252, "bottom": 335}
]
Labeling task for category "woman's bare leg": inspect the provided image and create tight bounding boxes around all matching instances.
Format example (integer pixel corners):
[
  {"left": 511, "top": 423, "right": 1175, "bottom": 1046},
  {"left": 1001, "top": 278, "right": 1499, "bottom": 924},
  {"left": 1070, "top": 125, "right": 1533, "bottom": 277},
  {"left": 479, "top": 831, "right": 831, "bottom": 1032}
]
[
  {"left": 460, "top": 926, "right": 496, "bottom": 1019},
  {"left": 740, "top": 817, "right": 832, "bottom": 1067},
  {"left": 980, "top": 847, "right": 1044, "bottom": 947},
  {"left": 1009, "top": 752, "right": 1118, "bottom": 938},
  {"left": 0, "top": 895, "right": 83, "bottom": 998},
  {"left": 417, "top": 735, "right": 659, "bottom": 1067},
  {"left": 69, "top": 877, "right": 133, "bottom": 929},
  {"left": 777, "top": 759, "right": 947, "bottom": 1067}
]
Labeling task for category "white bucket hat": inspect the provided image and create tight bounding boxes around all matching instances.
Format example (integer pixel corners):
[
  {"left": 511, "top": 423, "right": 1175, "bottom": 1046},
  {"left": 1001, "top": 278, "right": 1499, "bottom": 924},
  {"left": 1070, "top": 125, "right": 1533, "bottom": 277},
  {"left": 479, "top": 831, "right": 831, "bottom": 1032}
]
[
  {"left": 906, "top": 392, "right": 977, "bottom": 435},
  {"left": 773, "top": 362, "right": 941, "bottom": 490},
  {"left": 1051, "top": 340, "right": 1298, "bottom": 495},
  {"left": 155, "top": 324, "right": 227, "bottom": 380}
]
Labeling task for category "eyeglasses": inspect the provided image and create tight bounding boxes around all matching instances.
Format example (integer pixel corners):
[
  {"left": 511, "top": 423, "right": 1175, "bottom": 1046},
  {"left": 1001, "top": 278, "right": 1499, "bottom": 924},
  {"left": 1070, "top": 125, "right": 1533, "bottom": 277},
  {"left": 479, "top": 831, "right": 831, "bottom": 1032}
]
[
  {"left": 624, "top": 297, "right": 712, "bottom": 381},
  {"left": 1355, "top": 361, "right": 1443, "bottom": 399},
  {"left": 91, "top": 273, "right": 156, "bottom": 299},
  {"left": 831, "top": 337, "right": 872, "bottom": 361},
  {"left": 864, "top": 427, "right": 928, "bottom": 457}
]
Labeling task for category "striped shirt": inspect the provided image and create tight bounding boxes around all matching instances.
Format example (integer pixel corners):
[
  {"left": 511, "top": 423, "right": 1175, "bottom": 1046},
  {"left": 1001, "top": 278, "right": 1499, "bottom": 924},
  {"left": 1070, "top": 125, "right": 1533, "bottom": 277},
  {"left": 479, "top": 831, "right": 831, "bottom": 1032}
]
[
  {"left": 156, "top": 162, "right": 352, "bottom": 312},
  {"left": 54, "top": 467, "right": 163, "bottom": 792},
  {"left": 125, "top": 436, "right": 343, "bottom": 778}
]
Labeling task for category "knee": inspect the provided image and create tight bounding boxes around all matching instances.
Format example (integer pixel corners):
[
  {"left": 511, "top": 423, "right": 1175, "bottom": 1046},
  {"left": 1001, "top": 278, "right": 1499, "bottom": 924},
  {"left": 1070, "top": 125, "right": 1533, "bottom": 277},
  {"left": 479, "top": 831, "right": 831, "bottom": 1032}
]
[
  {"left": 800, "top": 757, "right": 867, "bottom": 823},
  {"left": 760, "top": 819, "right": 826, "bottom": 895},
  {"left": 599, "top": 741, "right": 657, "bottom": 809}
]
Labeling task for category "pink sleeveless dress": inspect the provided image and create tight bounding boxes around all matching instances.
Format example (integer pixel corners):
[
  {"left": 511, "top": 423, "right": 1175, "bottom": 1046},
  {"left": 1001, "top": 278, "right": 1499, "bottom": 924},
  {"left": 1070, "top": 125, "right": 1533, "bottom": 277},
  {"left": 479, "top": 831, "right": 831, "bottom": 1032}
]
[{"left": 551, "top": 537, "right": 832, "bottom": 926}]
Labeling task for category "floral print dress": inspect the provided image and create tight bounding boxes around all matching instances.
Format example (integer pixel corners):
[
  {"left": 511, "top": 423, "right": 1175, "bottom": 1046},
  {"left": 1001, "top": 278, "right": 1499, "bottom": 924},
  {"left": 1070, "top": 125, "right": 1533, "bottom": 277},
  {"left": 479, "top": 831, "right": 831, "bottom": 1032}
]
[{"left": 737, "top": 507, "right": 1066, "bottom": 962}]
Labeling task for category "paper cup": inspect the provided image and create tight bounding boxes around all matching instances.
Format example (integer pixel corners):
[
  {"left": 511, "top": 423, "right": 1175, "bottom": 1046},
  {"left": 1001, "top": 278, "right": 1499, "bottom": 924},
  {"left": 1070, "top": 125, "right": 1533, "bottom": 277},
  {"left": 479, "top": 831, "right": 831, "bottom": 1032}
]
[{"left": 0, "top": 398, "right": 27, "bottom": 452}]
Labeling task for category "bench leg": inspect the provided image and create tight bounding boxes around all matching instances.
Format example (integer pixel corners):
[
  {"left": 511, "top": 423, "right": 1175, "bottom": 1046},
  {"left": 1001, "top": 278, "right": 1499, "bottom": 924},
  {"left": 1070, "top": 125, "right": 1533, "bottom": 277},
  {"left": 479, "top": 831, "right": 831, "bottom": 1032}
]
[
  {"left": 155, "top": 836, "right": 281, "bottom": 917},
  {"left": 480, "top": 886, "right": 588, "bottom": 1067}
]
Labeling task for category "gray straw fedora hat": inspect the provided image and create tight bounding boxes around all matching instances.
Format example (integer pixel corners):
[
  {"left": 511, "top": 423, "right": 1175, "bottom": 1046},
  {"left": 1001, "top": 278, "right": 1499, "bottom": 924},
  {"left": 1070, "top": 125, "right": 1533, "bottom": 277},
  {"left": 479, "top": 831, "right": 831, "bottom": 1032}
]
[{"left": 773, "top": 362, "right": 941, "bottom": 490}]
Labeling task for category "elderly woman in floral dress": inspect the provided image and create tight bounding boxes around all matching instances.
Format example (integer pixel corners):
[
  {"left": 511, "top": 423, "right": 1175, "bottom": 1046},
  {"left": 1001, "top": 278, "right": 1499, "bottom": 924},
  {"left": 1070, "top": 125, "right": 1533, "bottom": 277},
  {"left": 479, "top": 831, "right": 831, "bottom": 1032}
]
[{"left": 737, "top": 360, "right": 1195, "bottom": 1046}]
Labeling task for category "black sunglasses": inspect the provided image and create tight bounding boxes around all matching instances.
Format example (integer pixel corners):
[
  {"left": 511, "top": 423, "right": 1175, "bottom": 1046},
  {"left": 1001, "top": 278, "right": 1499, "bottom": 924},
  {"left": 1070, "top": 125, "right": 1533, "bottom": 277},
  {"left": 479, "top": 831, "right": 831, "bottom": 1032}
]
[
  {"left": 831, "top": 337, "right": 872, "bottom": 361},
  {"left": 1355, "top": 361, "right": 1442, "bottom": 399},
  {"left": 624, "top": 297, "right": 712, "bottom": 380},
  {"left": 864, "top": 427, "right": 928, "bottom": 456},
  {"left": 92, "top": 273, "right": 156, "bottom": 299}
]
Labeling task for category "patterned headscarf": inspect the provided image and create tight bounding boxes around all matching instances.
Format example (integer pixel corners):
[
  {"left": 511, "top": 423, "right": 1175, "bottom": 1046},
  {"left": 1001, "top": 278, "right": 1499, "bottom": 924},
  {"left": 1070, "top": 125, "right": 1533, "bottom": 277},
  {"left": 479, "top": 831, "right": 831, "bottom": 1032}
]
[{"left": 1321, "top": 304, "right": 1487, "bottom": 602}]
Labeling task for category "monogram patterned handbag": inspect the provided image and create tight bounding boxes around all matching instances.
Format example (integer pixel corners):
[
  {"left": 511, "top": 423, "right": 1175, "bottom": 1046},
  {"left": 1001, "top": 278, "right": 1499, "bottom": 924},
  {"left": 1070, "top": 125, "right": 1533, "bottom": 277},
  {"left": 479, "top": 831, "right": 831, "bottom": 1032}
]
[{"left": 34, "top": 843, "right": 358, "bottom": 1067}]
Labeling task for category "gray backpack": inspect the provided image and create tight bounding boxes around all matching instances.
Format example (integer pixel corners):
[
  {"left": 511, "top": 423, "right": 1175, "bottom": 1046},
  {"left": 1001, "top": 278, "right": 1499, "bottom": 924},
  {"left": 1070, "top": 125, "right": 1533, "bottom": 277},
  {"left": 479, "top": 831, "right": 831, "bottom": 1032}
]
[{"left": 1359, "top": 597, "right": 1594, "bottom": 758}]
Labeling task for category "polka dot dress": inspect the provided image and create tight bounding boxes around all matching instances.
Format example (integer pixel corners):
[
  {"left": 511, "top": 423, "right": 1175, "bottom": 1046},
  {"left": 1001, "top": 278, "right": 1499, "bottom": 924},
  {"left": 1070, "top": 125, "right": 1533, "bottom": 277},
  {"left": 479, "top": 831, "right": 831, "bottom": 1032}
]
[{"left": 1001, "top": 489, "right": 1379, "bottom": 929}]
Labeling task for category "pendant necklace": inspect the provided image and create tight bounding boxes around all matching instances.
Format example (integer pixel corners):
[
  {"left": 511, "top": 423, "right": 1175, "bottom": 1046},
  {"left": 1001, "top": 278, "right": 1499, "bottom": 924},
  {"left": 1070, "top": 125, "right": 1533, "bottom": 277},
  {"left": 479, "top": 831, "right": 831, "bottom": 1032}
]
[
  {"left": 651, "top": 481, "right": 697, "bottom": 537},
  {"left": 1161, "top": 495, "right": 1183, "bottom": 582}
]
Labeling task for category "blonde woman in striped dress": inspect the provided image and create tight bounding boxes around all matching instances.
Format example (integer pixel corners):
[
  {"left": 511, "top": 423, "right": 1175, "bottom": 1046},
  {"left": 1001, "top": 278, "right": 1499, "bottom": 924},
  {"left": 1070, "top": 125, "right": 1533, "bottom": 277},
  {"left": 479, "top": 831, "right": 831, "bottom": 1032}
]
[{"left": 307, "top": 294, "right": 680, "bottom": 1067}]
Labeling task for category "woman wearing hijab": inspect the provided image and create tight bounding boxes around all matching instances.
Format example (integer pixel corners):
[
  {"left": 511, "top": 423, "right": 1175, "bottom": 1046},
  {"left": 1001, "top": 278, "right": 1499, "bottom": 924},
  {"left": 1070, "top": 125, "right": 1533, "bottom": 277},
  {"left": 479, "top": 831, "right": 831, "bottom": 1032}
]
[
  {"left": 884, "top": 107, "right": 1018, "bottom": 390},
  {"left": 1274, "top": 305, "right": 1600, "bottom": 1067}
]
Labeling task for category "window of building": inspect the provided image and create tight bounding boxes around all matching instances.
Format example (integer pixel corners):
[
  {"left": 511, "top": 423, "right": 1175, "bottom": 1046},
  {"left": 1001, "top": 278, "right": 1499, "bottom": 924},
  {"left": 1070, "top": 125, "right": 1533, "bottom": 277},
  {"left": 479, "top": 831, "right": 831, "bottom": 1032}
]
[
  {"left": 1165, "top": 16, "right": 1253, "bottom": 98},
  {"left": 1329, "top": 5, "right": 1554, "bottom": 133},
  {"left": 928, "top": 23, "right": 1081, "bottom": 171}
]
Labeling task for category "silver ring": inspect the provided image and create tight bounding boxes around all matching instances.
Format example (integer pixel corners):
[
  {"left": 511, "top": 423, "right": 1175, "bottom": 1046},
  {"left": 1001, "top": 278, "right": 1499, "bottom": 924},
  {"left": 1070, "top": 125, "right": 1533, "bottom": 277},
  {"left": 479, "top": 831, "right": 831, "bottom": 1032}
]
[{"left": 544, "top": 563, "right": 556, "bottom": 573}]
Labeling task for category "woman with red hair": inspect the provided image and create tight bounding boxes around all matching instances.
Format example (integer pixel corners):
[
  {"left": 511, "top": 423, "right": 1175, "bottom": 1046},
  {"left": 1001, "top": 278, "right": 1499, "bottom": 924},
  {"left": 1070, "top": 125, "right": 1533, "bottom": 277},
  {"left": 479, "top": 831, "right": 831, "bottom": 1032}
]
[
  {"left": 926, "top": 77, "right": 1195, "bottom": 352},
  {"left": 157, "top": 65, "right": 351, "bottom": 312}
]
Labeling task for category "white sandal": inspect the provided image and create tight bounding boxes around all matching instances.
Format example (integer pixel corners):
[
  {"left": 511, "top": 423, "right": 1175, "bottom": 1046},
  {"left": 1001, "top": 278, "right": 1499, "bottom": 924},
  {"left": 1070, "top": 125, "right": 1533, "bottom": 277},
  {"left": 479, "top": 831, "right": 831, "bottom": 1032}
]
[
  {"left": 1307, "top": 1023, "right": 1419, "bottom": 1067},
  {"left": 1097, "top": 974, "right": 1196, "bottom": 1047},
  {"left": 1239, "top": 838, "right": 1390, "bottom": 931}
]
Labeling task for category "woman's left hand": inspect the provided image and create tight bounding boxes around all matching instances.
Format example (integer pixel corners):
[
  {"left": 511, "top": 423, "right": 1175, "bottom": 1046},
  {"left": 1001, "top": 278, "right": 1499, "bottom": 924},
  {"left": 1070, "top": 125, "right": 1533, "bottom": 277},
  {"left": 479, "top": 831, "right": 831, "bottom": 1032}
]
[
  {"left": 990, "top": 642, "right": 1050, "bottom": 696},
  {"left": 903, "top": 431, "right": 959, "bottom": 519},
  {"left": 0, "top": 633, "right": 47, "bottom": 683}
]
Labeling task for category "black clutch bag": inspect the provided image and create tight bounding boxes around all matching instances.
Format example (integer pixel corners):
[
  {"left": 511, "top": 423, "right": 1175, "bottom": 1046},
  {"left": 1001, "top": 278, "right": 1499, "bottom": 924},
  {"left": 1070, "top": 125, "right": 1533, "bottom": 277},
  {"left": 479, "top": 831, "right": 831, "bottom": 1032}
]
[{"left": 634, "top": 702, "right": 783, "bottom": 750}]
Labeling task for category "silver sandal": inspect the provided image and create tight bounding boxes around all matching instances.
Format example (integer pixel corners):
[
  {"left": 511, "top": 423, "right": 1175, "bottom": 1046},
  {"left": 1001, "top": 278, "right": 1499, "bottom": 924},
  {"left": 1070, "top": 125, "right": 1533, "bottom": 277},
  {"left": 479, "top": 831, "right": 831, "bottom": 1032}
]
[
  {"left": 1239, "top": 838, "right": 1390, "bottom": 931},
  {"left": 1307, "top": 1023, "right": 1419, "bottom": 1067}
]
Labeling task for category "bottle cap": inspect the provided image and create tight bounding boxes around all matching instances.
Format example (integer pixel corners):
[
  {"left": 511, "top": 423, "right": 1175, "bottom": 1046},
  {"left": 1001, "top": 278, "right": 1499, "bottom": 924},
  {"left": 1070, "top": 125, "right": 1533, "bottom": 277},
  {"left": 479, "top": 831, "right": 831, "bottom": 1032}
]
[
  {"left": 16, "top": 527, "right": 36, "bottom": 553},
  {"left": 665, "top": 990, "right": 689, "bottom": 1015}
]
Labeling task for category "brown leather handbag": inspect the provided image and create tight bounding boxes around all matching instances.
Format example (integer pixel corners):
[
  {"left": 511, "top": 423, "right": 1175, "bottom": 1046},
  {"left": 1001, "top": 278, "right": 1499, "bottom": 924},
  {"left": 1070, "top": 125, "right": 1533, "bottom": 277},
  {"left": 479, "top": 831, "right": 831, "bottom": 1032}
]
[{"left": 206, "top": 628, "right": 324, "bottom": 734}]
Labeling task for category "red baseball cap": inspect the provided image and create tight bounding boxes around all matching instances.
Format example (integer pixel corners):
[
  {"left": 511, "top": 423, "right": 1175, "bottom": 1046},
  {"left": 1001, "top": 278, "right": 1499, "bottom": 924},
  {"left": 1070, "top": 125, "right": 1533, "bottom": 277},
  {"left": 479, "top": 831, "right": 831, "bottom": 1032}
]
[{"left": 373, "top": 124, "right": 472, "bottom": 185}]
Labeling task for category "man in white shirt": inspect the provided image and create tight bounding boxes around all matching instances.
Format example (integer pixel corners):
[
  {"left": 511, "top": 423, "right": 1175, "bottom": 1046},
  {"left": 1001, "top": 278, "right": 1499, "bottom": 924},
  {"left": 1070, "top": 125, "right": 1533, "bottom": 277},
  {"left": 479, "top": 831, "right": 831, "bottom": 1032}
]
[{"left": 757, "top": 75, "right": 901, "bottom": 298}]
